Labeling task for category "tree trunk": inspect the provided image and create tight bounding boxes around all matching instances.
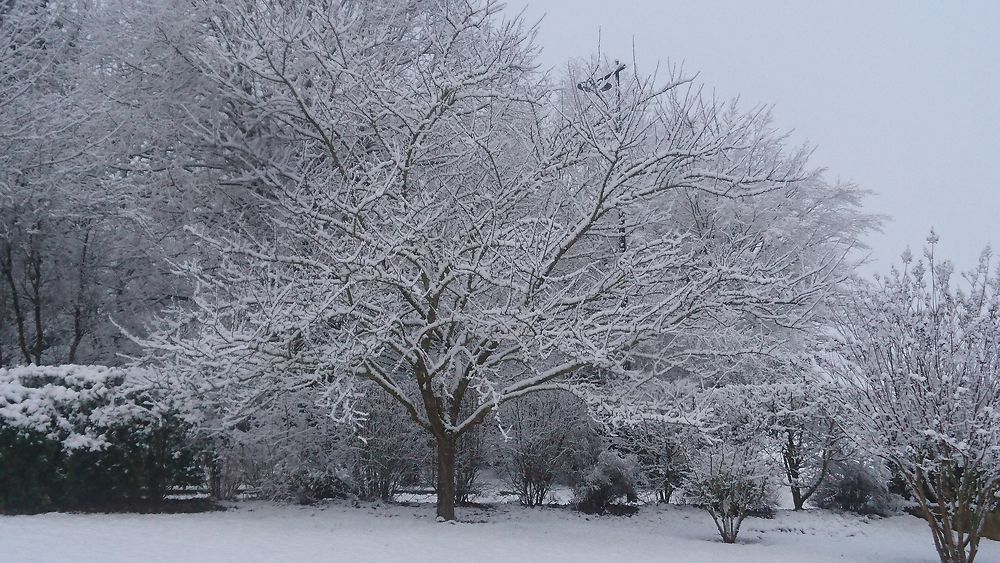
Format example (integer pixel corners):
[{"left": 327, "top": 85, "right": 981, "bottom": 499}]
[
  {"left": 658, "top": 483, "right": 674, "bottom": 504},
  {"left": 784, "top": 430, "right": 806, "bottom": 510},
  {"left": 1, "top": 242, "right": 32, "bottom": 364},
  {"left": 68, "top": 227, "right": 91, "bottom": 363},
  {"left": 206, "top": 453, "right": 223, "bottom": 500},
  {"left": 791, "top": 485, "right": 804, "bottom": 511},
  {"left": 435, "top": 432, "right": 457, "bottom": 521}
]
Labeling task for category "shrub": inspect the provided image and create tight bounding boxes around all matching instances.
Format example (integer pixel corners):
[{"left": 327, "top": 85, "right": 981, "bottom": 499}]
[
  {"left": 682, "top": 388, "right": 776, "bottom": 543},
  {"left": 574, "top": 450, "right": 641, "bottom": 514},
  {"left": 211, "top": 391, "right": 353, "bottom": 503},
  {"left": 285, "top": 466, "right": 352, "bottom": 505},
  {"left": 0, "top": 365, "right": 202, "bottom": 512},
  {"left": 499, "top": 392, "right": 600, "bottom": 506},
  {"left": 812, "top": 460, "right": 904, "bottom": 517},
  {"left": 454, "top": 424, "right": 488, "bottom": 504},
  {"left": 611, "top": 420, "right": 690, "bottom": 504},
  {"left": 685, "top": 465, "right": 776, "bottom": 542},
  {"left": 352, "top": 391, "right": 428, "bottom": 502}
]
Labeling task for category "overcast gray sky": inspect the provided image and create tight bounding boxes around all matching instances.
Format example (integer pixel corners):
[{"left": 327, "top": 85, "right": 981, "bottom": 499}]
[{"left": 507, "top": 0, "right": 999, "bottom": 273}]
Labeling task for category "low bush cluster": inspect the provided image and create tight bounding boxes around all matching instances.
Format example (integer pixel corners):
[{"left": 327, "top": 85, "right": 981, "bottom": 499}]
[{"left": 574, "top": 450, "right": 641, "bottom": 514}]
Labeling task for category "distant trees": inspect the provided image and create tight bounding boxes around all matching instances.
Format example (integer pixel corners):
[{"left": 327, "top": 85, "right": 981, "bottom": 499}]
[
  {"left": 0, "top": 0, "right": 212, "bottom": 367},
  {"left": 0, "top": 1, "right": 108, "bottom": 366},
  {"left": 830, "top": 235, "right": 1000, "bottom": 563},
  {"left": 352, "top": 387, "right": 428, "bottom": 502}
]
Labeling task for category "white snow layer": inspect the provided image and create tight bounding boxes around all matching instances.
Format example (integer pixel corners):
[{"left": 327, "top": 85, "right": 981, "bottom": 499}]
[{"left": 2, "top": 501, "right": 996, "bottom": 563}]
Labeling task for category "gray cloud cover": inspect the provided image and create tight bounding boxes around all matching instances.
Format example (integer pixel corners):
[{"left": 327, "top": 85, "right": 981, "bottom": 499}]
[{"left": 510, "top": 0, "right": 999, "bottom": 272}]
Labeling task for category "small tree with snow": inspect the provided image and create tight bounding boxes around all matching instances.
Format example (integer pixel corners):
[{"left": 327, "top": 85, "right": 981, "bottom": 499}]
[
  {"left": 611, "top": 418, "right": 691, "bottom": 504},
  {"left": 755, "top": 380, "right": 844, "bottom": 510},
  {"left": 683, "top": 387, "right": 776, "bottom": 543},
  {"left": 829, "top": 234, "right": 1000, "bottom": 563}
]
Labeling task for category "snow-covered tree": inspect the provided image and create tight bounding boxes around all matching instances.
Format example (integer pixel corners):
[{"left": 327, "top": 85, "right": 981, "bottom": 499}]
[
  {"left": 749, "top": 379, "right": 844, "bottom": 510},
  {"left": 132, "top": 0, "right": 873, "bottom": 520},
  {"left": 611, "top": 416, "right": 691, "bottom": 504},
  {"left": 0, "top": 0, "right": 106, "bottom": 366},
  {"left": 829, "top": 234, "right": 1000, "bottom": 563},
  {"left": 0, "top": 0, "right": 215, "bottom": 367},
  {"left": 683, "top": 386, "right": 777, "bottom": 544}
]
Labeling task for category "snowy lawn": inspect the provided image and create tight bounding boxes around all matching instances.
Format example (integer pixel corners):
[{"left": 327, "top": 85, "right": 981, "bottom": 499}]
[{"left": 3, "top": 501, "right": 997, "bottom": 563}]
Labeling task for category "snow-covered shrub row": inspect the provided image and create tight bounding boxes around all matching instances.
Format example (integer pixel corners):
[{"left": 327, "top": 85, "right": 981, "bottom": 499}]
[
  {"left": 0, "top": 365, "right": 202, "bottom": 511},
  {"left": 1, "top": 365, "right": 179, "bottom": 449}
]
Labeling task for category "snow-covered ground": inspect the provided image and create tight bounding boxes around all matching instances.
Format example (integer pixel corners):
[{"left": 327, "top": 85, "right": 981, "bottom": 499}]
[{"left": 3, "top": 501, "right": 997, "bottom": 563}]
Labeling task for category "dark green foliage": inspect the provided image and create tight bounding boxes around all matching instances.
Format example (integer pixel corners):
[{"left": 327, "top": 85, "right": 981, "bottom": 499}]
[
  {"left": 0, "top": 427, "right": 62, "bottom": 512},
  {"left": 0, "top": 417, "right": 202, "bottom": 513},
  {"left": 0, "top": 367, "right": 203, "bottom": 513}
]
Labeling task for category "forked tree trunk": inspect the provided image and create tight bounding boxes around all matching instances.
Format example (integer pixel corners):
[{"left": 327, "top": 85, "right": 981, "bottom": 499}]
[
  {"left": 907, "top": 467, "right": 981, "bottom": 563},
  {"left": 784, "top": 430, "right": 806, "bottom": 510},
  {"left": 435, "top": 432, "right": 457, "bottom": 521}
]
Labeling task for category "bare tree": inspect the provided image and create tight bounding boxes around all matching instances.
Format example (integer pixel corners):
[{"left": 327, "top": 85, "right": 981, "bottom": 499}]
[
  {"left": 683, "top": 386, "right": 777, "bottom": 544},
  {"left": 133, "top": 0, "right": 871, "bottom": 520},
  {"left": 829, "top": 234, "right": 1000, "bottom": 563}
]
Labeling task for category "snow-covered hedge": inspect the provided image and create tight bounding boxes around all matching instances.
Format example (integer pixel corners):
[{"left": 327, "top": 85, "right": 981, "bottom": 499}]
[
  {"left": 2, "top": 365, "right": 152, "bottom": 450},
  {"left": 0, "top": 365, "right": 203, "bottom": 512}
]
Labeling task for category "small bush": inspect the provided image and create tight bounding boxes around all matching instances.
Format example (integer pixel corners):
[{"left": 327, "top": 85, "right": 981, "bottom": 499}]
[
  {"left": 499, "top": 393, "right": 599, "bottom": 507},
  {"left": 611, "top": 421, "right": 690, "bottom": 504},
  {"left": 681, "top": 389, "right": 777, "bottom": 544},
  {"left": 285, "top": 467, "right": 351, "bottom": 505},
  {"left": 685, "top": 468, "right": 776, "bottom": 543},
  {"left": 352, "top": 391, "right": 428, "bottom": 502},
  {"left": 812, "top": 460, "right": 899, "bottom": 516},
  {"left": 213, "top": 392, "right": 354, "bottom": 503},
  {"left": 574, "top": 450, "right": 641, "bottom": 514},
  {"left": 454, "top": 424, "right": 488, "bottom": 505}
]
